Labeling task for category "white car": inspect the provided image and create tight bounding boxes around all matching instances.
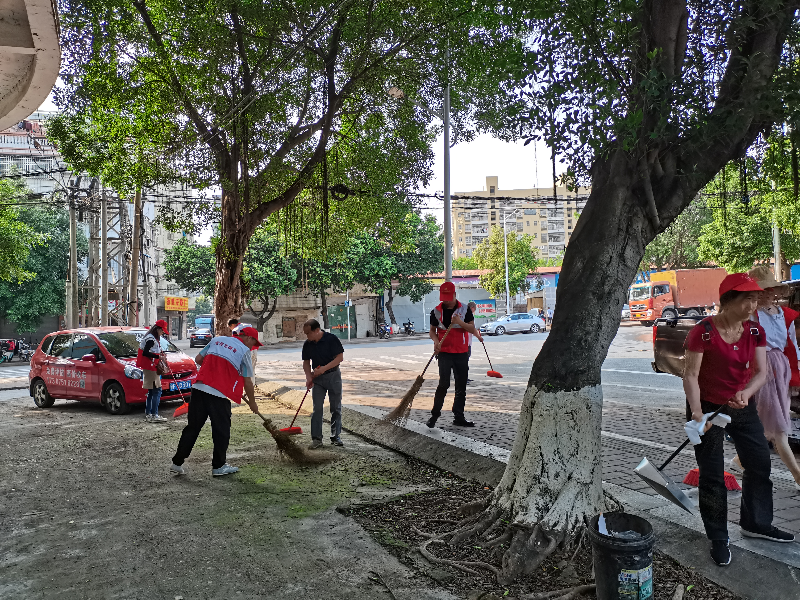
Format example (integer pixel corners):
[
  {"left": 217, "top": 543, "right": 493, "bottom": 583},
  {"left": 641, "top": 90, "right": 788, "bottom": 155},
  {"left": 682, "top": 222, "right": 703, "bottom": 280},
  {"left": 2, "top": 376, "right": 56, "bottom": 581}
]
[
  {"left": 480, "top": 313, "right": 546, "bottom": 335},
  {"left": 621, "top": 305, "right": 630, "bottom": 320}
]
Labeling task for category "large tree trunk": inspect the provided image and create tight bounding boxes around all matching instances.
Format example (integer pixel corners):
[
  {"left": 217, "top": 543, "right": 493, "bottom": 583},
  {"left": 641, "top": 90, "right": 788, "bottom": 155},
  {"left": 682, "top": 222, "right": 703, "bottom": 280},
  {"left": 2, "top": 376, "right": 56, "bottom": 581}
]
[
  {"left": 214, "top": 187, "right": 250, "bottom": 335},
  {"left": 320, "top": 291, "right": 329, "bottom": 329},
  {"left": 385, "top": 286, "right": 397, "bottom": 325}
]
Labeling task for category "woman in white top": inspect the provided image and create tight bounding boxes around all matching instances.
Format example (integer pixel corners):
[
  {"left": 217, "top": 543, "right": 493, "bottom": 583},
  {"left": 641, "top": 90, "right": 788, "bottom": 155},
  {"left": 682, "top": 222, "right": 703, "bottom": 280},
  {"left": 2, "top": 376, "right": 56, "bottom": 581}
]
[{"left": 734, "top": 266, "right": 800, "bottom": 487}]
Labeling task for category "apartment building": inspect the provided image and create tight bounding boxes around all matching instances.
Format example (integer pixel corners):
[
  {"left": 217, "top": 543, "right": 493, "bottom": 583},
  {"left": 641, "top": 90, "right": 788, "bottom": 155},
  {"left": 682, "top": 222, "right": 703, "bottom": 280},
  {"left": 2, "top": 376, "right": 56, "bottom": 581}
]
[{"left": 452, "top": 176, "right": 590, "bottom": 259}]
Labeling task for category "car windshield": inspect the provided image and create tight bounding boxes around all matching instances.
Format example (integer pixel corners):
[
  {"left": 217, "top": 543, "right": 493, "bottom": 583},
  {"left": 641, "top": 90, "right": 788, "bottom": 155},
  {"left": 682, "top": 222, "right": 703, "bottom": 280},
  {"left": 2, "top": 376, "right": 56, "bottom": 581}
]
[
  {"left": 629, "top": 286, "right": 651, "bottom": 302},
  {"left": 497, "top": 316, "right": 511, "bottom": 322},
  {"left": 195, "top": 329, "right": 211, "bottom": 334},
  {"left": 97, "top": 331, "right": 180, "bottom": 357}
]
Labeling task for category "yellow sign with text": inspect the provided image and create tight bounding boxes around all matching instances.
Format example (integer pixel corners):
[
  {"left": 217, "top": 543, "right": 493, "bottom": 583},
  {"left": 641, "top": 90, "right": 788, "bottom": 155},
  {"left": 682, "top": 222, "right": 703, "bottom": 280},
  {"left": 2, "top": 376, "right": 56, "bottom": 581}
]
[{"left": 164, "top": 296, "right": 189, "bottom": 311}]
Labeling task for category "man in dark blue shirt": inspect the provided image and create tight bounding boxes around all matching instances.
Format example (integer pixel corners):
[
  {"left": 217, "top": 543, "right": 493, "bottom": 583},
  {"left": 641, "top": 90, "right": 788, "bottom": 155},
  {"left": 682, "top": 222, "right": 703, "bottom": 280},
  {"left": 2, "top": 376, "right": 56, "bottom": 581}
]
[{"left": 302, "top": 319, "right": 345, "bottom": 449}]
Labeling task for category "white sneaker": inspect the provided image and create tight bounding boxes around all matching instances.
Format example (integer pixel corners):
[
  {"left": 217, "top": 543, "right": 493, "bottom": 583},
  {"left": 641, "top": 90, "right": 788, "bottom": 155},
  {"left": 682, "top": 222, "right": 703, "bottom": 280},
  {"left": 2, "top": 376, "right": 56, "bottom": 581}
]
[
  {"left": 170, "top": 464, "right": 187, "bottom": 475},
  {"left": 212, "top": 464, "right": 239, "bottom": 476},
  {"left": 152, "top": 414, "right": 167, "bottom": 422},
  {"left": 144, "top": 414, "right": 153, "bottom": 422},
  {"left": 729, "top": 457, "right": 743, "bottom": 474}
]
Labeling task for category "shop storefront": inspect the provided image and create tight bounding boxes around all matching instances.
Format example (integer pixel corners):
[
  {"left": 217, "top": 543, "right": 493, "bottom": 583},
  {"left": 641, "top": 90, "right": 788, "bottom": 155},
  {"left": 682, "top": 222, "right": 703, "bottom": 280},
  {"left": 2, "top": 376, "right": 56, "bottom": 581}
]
[{"left": 157, "top": 296, "right": 189, "bottom": 340}]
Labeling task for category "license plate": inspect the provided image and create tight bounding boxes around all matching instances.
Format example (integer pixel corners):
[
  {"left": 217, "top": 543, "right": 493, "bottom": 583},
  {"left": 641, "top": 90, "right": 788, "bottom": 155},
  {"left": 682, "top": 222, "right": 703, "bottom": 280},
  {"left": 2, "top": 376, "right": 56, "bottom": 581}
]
[{"left": 170, "top": 381, "right": 192, "bottom": 391}]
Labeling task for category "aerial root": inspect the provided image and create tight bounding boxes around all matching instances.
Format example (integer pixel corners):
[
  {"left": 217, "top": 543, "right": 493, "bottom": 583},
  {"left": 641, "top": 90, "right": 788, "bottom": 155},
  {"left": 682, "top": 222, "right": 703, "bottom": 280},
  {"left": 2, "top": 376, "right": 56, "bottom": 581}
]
[
  {"left": 481, "top": 516, "right": 505, "bottom": 540},
  {"left": 499, "top": 524, "right": 559, "bottom": 585},
  {"left": 522, "top": 584, "right": 597, "bottom": 600},
  {"left": 418, "top": 537, "right": 500, "bottom": 577},
  {"left": 449, "top": 508, "right": 501, "bottom": 546},
  {"left": 456, "top": 495, "right": 491, "bottom": 517}
]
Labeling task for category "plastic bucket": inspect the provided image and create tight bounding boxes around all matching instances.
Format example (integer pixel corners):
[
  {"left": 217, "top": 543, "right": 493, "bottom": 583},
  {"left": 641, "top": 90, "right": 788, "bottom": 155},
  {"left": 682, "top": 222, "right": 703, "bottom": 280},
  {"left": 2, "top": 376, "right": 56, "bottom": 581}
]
[{"left": 587, "top": 512, "right": 654, "bottom": 600}]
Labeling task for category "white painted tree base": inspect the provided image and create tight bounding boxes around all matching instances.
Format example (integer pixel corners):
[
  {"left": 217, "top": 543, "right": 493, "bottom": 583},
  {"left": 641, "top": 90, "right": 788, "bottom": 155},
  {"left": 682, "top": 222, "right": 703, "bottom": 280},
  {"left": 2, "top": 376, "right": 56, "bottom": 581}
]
[{"left": 493, "top": 385, "right": 606, "bottom": 533}]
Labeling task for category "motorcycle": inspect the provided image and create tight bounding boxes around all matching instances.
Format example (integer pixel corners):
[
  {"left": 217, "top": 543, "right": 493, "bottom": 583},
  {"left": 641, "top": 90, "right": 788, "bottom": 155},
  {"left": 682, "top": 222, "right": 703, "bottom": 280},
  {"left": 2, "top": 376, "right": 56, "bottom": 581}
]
[
  {"left": 402, "top": 320, "right": 415, "bottom": 335},
  {"left": 18, "top": 341, "right": 33, "bottom": 362},
  {"left": 377, "top": 322, "right": 392, "bottom": 339}
]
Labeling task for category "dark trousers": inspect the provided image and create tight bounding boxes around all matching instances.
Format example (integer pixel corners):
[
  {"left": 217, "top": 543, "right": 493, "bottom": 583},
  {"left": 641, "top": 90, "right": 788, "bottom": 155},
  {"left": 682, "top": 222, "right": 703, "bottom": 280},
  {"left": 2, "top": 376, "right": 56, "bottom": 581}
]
[
  {"left": 311, "top": 369, "right": 343, "bottom": 441},
  {"left": 688, "top": 400, "right": 774, "bottom": 540},
  {"left": 173, "top": 388, "right": 232, "bottom": 469},
  {"left": 433, "top": 351, "right": 469, "bottom": 418}
]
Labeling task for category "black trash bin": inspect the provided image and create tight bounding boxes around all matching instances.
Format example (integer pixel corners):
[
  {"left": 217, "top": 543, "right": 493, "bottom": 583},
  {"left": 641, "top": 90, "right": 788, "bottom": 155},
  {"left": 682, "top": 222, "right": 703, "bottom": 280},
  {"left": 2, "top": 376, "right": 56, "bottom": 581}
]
[{"left": 587, "top": 512, "right": 654, "bottom": 600}]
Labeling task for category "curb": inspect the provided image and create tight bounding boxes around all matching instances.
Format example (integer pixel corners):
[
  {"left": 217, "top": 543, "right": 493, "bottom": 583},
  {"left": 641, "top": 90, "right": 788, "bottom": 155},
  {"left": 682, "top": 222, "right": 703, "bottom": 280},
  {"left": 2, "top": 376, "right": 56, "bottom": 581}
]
[{"left": 256, "top": 380, "right": 800, "bottom": 600}]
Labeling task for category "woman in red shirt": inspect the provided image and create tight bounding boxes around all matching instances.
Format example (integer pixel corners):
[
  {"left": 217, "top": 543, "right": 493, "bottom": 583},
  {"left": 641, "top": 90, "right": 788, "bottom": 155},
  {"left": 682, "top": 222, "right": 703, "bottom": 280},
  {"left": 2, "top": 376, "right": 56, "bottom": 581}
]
[{"left": 684, "top": 273, "right": 794, "bottom": 567}]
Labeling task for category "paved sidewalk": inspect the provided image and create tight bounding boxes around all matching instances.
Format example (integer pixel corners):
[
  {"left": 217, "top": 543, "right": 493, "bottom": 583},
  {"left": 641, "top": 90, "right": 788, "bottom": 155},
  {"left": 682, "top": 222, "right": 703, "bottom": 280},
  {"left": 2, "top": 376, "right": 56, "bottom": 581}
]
[{"left": 257, "top": 355, "right": 800, "bottom": 539}]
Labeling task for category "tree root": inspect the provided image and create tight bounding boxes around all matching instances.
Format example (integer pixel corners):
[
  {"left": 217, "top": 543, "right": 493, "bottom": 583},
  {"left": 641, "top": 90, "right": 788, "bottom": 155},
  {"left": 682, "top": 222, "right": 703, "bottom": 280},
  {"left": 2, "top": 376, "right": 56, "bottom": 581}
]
[
  {"left": 456, "top": 495, "right": 491, "bottom": 517},
  {"left": 498, "top": 524, "right": 559, "bottom": 585},
  {"left": 450, "top": 508, "right": 501, "bottom": 546},
  {"left": 419, "top": 537, "right": 501, "bottom": 578},
  {"left": 522, "top": 584, "right": 597, "bottom": 600}
]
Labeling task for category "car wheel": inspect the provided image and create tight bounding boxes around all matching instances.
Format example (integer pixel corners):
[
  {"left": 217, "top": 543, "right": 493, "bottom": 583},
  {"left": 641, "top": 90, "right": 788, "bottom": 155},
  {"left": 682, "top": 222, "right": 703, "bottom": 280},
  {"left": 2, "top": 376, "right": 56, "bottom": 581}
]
[
  {"left": 189, "top": 342, "right": 194, "bottom": 348},
  {"left": 495, "top": 326, "right": 506, "bottom": 336},
  {"left": 103, "top": 382, "right": 130, "bottom": 415},
  {"left": 662, "top": 309, "right": 678, "bottom": 320},
  {"left": 530, "top": 323, "right": 541, "bottom": 333},
  {"left": 32, "top": 379, "right": 55, "bottom": 408},
  {"left": 686, "top": 309, "right": 701, "bottom": 317}
]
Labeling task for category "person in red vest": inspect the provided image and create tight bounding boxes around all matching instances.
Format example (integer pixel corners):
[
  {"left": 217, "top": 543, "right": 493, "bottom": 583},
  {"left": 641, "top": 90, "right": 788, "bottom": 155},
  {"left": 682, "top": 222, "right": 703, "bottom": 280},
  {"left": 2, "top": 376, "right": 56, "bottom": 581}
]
[
  {"left": 170, "top": 326, "right": 261, "bottom": 477},
  {"left": 427, "top": 282, "right": 483, "bottom": 428},
  {"left": 137, "top": 319, "right": 169, "bottom": 422}
]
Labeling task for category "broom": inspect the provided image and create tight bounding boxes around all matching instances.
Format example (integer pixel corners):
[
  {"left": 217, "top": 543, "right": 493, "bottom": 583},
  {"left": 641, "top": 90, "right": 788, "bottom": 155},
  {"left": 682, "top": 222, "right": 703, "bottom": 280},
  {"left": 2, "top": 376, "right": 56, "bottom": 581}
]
[
  {"left": 479, "top": 339, "right": 503, "bottom": 378},
  {"left": 256, "top": 411, "right": 333, "bottom": 465},
  {"left": 383, "top": 326, "right": 453, "bottom": 424},
  {"left": 683, "top": 468, "right": 741, "bottom": 491}
]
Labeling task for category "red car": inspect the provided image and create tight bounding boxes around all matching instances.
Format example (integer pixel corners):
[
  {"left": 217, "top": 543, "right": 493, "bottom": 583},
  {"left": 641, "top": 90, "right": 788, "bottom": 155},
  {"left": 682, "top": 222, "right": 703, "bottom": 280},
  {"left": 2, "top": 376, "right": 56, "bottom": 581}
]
[{"left": 28, "top": 327, "right": 198, "bottom": 415}]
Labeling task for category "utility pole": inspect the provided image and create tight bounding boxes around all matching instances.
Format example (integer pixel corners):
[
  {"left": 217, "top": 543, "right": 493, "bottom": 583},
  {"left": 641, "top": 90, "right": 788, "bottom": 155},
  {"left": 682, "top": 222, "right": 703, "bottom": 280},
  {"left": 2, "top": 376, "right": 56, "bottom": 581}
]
[
  {"left": 129, "top": 188, "right": 142, "bottom": 326},
  {"left": 100, "top": 187, "right": 108, "bottom": 326},
  {"left": 68, "top": 200, "right": 78, "bottom": 328},
  {"left": 443, "top": 46, "right": 452, "bottom": 283}
]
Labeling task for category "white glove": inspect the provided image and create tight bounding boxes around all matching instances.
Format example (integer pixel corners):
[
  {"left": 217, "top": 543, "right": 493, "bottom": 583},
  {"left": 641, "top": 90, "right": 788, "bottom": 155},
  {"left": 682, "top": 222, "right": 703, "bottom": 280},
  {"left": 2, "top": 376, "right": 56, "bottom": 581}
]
[
  {"left": 684, "top": 415, "right": 708, "bottom": 445},
  {"left": 684, "top": 411, "right": 731, "bottom": 445}
]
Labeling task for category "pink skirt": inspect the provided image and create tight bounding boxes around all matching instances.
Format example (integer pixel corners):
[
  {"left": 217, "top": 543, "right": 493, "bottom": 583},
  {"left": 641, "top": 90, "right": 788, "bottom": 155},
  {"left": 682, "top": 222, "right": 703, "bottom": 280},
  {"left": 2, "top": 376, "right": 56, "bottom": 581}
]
[{"left": 754, "top": 348, "right": 792, "bottom": 439}]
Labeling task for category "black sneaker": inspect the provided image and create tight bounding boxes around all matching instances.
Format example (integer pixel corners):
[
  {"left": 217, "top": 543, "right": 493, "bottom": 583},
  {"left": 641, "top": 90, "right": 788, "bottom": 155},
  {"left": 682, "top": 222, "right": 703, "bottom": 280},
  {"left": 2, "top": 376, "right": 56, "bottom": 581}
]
[
  {"left": 710, "top": 540, "right": 731, "bottom": 566},
  {"left": 740, "top": 527, "right": 795, "bottom": 543},
  {"left": 330, "top": 437, "right": 344, "bottom": 446},
  {"left": 452, "top": 418, "right": 475, "bottom": 427},
  {"left": 426, "top": 417, "right": 437, "bottom": 428}
]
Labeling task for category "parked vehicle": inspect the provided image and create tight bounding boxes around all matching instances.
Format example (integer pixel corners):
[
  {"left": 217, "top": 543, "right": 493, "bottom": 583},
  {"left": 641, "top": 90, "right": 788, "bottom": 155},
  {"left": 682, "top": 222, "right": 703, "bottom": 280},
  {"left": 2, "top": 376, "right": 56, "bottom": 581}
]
[
  {"left": 195, "top": 314, "right": 215, "bottom": 332},
  {"left": 377, "top": 322, "right": 392, "bottom": 339},
  {"left": 189, "top": 328, "right": 213, "bottom": 347},
  {"left": 402, "top": 320, "right": 415, "bottom": 335},
  {"left": 28, "top": 327, "right": 198, "bottom": 415},
  {"left": 0, "top": 339, "right": 13, "bottom": 363},
  {"left": 480, "top": 313, "right": 546, "bottom": 335},
  {"left": 629, "top": 268, "right": 728, "bottom": 326},
  {"left": 17, "top": 341, "right": 33, "bottom": 362},
  {"left": 621, "top": 304, "right": 630, "bottom": 320}
]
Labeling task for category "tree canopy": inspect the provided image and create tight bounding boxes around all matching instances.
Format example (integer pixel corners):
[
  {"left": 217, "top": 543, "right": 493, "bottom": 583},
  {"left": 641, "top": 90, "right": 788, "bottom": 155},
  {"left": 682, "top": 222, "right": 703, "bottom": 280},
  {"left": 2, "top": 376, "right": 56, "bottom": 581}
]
[
  {"left": 0, "top": 198, "right": 88, "bottom": 332},
  {"left": 473, "top": 227, "right": 539, "bottom": 300},
  {"left": 0, "top": 179, "right": 48, "bottom": 283},
  {"left": 54, "top": 0, "right": 524, "bottom": 328},
  {"left": 641, "top": 200, "right": 711, "bottom": 272}
]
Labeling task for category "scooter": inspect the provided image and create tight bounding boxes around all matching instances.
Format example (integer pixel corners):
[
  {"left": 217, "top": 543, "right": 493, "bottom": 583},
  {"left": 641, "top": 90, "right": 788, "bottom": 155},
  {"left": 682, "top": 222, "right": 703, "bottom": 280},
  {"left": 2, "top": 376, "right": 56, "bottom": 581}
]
[
  {"left": 402, "top": 320, "right": 415, "bottom": 335},
  {"left": 377, "top": 322, "right": 392, "bottom": 339}
]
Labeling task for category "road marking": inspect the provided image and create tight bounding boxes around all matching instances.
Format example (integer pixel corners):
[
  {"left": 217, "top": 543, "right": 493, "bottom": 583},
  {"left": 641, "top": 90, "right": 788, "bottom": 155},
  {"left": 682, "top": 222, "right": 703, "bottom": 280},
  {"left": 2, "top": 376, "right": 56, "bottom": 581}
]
[
  {"left": 356, "top": 359, "right": 396, "bottom": 367},
  {"left": 0, "top": 367, "right": 32, "bottom": 378},
  {"left": 602, "top": 368, "right": 670, "bottom": 376},
  {"left": 603, "top": 383, "right": 681, "bottom": 392},
  {"left": 379, "top": 356, "right": 420, "bottom": 364}
]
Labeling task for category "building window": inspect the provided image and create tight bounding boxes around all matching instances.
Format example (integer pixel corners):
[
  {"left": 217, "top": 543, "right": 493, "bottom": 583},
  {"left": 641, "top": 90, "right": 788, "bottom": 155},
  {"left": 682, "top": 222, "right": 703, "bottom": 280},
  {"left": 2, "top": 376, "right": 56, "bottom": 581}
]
[
  {"left": 533, "top": 220, "right": 537, "bottom": 226},
  {"left": 490, "top": 186, "right": 496, "bottom": 194},
  {"left": 491, "top": 211, "right": 496, "bottom": 220},
  {"left": 526, "top": 221, "right": 530, "bottom": 226}
]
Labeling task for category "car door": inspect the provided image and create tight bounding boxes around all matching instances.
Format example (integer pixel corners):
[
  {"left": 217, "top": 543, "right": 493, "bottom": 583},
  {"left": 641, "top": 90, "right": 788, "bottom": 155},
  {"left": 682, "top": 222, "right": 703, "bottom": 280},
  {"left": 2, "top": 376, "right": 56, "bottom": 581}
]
[
  {"left": 45, "top": 333, "right": 73, "bottom": 398},
  {"left": 518, "top": 314, "right": 533, "bottom": 331},
  {"left": 67, "top": 334, "right": 104, "bottom": 400}
]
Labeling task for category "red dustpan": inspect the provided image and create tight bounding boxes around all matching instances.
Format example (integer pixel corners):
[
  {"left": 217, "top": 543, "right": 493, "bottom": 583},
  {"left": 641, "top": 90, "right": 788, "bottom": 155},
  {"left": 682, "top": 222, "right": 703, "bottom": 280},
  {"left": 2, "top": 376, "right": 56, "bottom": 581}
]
[
  {"left": 173, "top": 401, "right": 189, "bottom": 418},
  {"left": 279, "top": 389, "right": 309, "bottom": 435},
  {"left": 480, "top": 340, "right": 503, "bottom": 378}
]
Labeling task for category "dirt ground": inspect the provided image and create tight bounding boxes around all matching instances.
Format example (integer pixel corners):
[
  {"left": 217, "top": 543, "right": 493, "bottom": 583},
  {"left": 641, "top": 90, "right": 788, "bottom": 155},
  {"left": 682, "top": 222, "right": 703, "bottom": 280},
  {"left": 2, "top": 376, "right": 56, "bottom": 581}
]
[{"left": 0, "top": 389, "right": 456, "bottom": 600}]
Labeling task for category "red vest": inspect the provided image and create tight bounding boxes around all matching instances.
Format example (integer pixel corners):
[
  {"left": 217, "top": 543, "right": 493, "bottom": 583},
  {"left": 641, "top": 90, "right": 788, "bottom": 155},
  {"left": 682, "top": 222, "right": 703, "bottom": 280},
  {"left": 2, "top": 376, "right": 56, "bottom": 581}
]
[
  {"left": 196, "top": 337, "right": 248, "bottom": 403},
  {"left": 136, "top": 333, "right": 160, "bottom": 371},
  {"left": 433, "top": 301, "right": 470, "bottom": 353}
]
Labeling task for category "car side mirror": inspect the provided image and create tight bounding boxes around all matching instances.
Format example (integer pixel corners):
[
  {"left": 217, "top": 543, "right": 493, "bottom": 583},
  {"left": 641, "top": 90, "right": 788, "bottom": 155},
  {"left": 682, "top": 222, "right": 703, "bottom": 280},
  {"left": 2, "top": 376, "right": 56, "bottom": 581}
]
[{"left": 81, "top": 354, "right": 97, "bottom": 363}]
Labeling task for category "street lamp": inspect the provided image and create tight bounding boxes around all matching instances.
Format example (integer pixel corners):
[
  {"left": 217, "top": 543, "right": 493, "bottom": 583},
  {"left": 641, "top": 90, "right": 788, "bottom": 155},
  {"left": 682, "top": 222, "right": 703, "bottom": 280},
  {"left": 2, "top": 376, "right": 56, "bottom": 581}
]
[
  {"left": 387, "top": 80, "right": 453, "bottom": 282},
  {"left": 502, "top": 208, "right": 521, "bottom": 315}
]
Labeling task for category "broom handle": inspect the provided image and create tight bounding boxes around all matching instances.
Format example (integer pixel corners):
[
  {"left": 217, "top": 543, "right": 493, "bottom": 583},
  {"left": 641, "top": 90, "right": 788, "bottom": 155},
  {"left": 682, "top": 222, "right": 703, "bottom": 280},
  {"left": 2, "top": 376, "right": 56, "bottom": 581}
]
[
  {"left": 289, "top": 388, "right": 310, "bottom": 428},
  {"left": 480, "top": 339, "right": 495, "bottom": 372},
  {"left": 659, "top": 403, "right": 727, "bottom": 471},
  {"left": 420, "top": 326, "right": 453, "bottom": 377}
]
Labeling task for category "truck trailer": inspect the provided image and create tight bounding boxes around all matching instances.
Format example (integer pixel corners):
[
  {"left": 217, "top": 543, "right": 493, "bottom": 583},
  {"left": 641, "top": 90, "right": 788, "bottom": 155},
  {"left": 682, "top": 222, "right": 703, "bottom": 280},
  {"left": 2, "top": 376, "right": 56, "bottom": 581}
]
[{"left": 629, "top": 268, "right": 728, "bottom": 326}]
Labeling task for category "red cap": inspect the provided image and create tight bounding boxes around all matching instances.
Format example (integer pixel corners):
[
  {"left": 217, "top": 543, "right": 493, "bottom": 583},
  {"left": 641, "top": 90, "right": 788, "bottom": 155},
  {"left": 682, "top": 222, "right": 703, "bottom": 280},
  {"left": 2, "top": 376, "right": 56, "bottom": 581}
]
[
  {"left": 719, "top": 273, "right": 763, "bottom": 297},
  {"left": 233, "top": 326, "right": 263, "bottom": 347},
  {"left": 155, "top": 319, "right": 169, "bottom": 331},
  {"left": 440, "top": 281, "right": 456, "bottom": 301}
]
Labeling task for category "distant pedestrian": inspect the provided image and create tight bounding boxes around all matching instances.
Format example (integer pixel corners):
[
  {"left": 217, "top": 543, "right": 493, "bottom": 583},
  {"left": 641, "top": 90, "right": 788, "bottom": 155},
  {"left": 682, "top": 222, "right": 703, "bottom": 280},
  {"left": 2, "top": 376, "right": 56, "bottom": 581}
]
[
  {"left": 302, "top": 319, "right": 345, "bottom": 448},
  {"left": 137, "top": 319, "right": 169, "bottom": 422},
  {"left": 683, "top": 272, "right": 793, "bottom": 567},
  {"left": 171, "top": 327, "right": 261, "bottom": 476},
  {"left": 228, "top": 317, "right": 239, "bottom": 335},
  {"left": 546, "top": 308, "right": 553, "bottom": 325},
  {"left": 427, "top": 282, "right": 483, "bottom": 428}
]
